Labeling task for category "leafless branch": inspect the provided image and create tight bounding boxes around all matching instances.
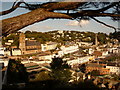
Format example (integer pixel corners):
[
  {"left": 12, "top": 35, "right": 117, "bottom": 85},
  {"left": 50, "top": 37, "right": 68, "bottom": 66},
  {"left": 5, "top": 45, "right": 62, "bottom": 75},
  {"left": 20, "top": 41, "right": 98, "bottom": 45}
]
[
  {"left": 91, "top": 17, "right": 119, "bottom": 32},
  {"left": 0, "top": 0, "right": 29, "bottom": 16},
  {"left": 1, "top": 1, "right": 120, "bottom": 36}
]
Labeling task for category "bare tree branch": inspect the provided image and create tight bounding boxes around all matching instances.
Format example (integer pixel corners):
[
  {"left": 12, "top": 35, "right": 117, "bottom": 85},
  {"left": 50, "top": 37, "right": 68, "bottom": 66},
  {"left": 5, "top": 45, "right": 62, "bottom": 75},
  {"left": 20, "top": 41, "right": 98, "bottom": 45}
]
[
  {"left": 0, "top": 0, "right": 29, "bottom": 16},
  {"left": 1, "top": 2, "right": 120, "bottom": 36},
  {"left": 2, "top": 9, "right": 72, "bottom": 36},
  {"left": 90, "top": 17, "right": 119, "bottom": 32},
  {"left": 68, "top": 11, "right": 120, "bottom": 18},
  {"left": 0, "top": 2, "right": 23, "bottom": 16},
  {"left": 98, "top": 2, "right": 119, "bottom": 12}
]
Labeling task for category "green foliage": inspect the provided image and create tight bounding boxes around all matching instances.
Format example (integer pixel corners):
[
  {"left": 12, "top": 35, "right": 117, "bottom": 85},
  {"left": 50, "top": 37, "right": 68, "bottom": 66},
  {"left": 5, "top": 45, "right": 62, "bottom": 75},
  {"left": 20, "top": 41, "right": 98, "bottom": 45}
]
[
  {"left": 3, "top": 30, "right": 116, "bottom": 47},
  {"left": 52, "top": 69, "right": 72, "bottom": 83},
  {"left": 7, "top": 59, "right": 29, "bottom": 84},
  {"left": 98, "top": 32, "right": 109, "bottom": 44},
  {"left": 79, "top": 64, "right": 86, "bottom": 73},
  {"left": 2, "top": 34, "right": 19, "bottom": 47},
  {"left": 90, "top": 70, "right": 100, "bottom": 76},
  {"left": 109, "top": 31, "right": 120, "bottom": 42},
  {"left": 50, "top": 57, "right": 70, "bottom": 69},
  {"left": 25, "top": 31, "right": 53, "bottom": 44},
  {"left": 50, "top": 57, "right": 72, "bottom": 85},
  {"left": 30, "top": 71, "right": 53, "bottom": 82}
]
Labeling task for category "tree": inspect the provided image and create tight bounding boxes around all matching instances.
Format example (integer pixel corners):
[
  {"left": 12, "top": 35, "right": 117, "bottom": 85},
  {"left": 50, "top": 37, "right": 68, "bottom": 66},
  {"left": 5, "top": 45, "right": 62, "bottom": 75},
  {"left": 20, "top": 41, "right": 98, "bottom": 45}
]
[
  {"left": 50, "top": 57, "right": 70, "bottom": 69},
  {"left": 25, "top": 30, "right": 31, "bottom": 34},
  {"left": 79, "top": 64, "right": 86, "bottom": 73},
  {"left": 98, "top": 32, "right": 108, "bottom": 44},
  {"left": 7, "top": 59, "right": 29, "bottom": 84},
  {"left": 90, "top": 70, "right": 100, "bottom": 76},
  {"left": 1, "top": 1, "right": 120, "bottom": 36},
  {"left": 109, "top": 31, "right": 120, "bottom": 42},
  {"left": 50, "top": 57, "right": 71, "bottom": 87}
]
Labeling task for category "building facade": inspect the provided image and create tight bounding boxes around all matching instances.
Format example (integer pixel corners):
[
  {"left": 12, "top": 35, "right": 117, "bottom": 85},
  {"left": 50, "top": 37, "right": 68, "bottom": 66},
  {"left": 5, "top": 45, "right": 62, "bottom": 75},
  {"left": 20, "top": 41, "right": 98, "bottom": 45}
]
[
  {"left": 19, "top": 33, "right": 41, "bottom": 54},
  {"left": 41, "top": 42, "right": 58, "bottom": 51},
  {"left": 86, "top": 63, "right": 110, "bottom": 75},
  {"left": 60, "top": 45, "right": 79, "bottom": 54},
  {"left": 106, "top": 66, "right": 120, "bottom": 75}
]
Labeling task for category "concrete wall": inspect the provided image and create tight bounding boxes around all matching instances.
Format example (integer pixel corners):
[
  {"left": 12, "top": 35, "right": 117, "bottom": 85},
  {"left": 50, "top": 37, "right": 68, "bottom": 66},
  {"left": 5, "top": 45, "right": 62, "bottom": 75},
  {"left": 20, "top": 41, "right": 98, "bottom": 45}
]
[{"left": 12, "top": 50, "right": 21, "bottom": 55}]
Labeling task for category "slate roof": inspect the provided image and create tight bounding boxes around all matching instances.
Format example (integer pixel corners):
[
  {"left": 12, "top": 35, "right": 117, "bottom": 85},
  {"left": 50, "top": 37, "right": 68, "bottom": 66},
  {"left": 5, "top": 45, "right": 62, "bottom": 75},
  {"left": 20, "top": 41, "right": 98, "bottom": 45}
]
[
  {"left": 86, "top": 63, "right": 105, "bottom": 68},
  {"left": 26, "top": 40, "right": 41, "bottom": 46}
]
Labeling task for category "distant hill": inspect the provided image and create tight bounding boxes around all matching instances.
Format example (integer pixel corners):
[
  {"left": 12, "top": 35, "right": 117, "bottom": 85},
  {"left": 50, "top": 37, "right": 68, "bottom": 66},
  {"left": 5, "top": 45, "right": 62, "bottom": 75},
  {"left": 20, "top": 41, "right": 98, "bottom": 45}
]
[{"left": 2, "top": 30, "right": 119, "bottom": 47}]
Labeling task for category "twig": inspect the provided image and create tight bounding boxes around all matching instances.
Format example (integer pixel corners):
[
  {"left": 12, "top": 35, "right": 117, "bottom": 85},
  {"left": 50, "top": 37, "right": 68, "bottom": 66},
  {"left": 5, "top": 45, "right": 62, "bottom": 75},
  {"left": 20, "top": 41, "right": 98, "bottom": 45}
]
[
  {"left": 0, "top": 0, "right": 27, "bottom": 16},
  {"left": 90, "top": 17, "right": 119, "bottom": 32}
]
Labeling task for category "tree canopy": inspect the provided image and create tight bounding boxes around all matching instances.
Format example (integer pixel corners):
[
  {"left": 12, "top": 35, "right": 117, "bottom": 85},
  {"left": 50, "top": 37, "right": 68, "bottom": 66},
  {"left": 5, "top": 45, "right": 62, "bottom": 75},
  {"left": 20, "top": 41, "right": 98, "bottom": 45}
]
[{"left": 1, "top": 0, "right": 120, "bottom": 36}]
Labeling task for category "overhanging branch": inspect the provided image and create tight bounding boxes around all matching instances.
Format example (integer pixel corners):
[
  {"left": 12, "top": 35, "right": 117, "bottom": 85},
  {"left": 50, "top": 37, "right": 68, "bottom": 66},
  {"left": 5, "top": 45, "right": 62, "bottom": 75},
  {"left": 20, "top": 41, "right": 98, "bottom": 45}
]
[
  {"left": 0, "top": 0, "right": 30, "bottom": 16},
  {"left": 1, "top": 1, "right": 120, "bottom": 36},
  {"left": 91, "top": 17, "right": 119, "bottom": 32}
]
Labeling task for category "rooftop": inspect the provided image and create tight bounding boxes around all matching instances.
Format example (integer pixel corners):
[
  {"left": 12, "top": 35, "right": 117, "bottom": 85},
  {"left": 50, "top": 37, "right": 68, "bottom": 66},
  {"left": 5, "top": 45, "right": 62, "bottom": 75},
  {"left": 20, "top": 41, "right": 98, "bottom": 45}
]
[
  {"left": 26, "top": 40, "right": 41, "bottom": 46},
  {"left": 86, "top": 63, "right": 106, "bottom": 68}
]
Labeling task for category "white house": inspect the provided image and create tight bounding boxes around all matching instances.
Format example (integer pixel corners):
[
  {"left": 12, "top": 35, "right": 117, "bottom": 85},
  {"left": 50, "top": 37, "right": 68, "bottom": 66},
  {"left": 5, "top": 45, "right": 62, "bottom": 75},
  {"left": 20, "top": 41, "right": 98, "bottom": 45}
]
[
  {"left": 41, "top": 42, "right": 58, "bottom": 51},
  {"left": 12, "top": 48, "right": 21, "bottom": 55},
  {"left": 88, "top": 48, "right": 94, "bottom": 55},
  {"left": 67, "top": 56, "right": 94, "bottom": 66},
  {"left": 8, "top": 39, "right": 14, "bottom": 43},
  {"left": 102, "top": 51, "right": 109, "bottom": 56},
  {"left": 58, "top": 30, "right": 63, "bottom": 34},
  {"left": 41, "top": 44, "right": 47, "bottom": 51},
  {"left": 106, "top": 65, "right": 120, "bottom": 75},
  {"left": 57, "top": 50, "right": 64, "bottom": 57},
  {"left": 60, "top": 45, "right": 79, "bottom": 54},
  {"left": 0, "top": 47, "right": 4, "bottom": 55},
  {"left": 5, "top": 42, "right": 11, "bottom": 45},
  {"left": 39, "top": 54, "right": 53, "bottom": 61},
  {"left": 77, "top": 42, "right": 93, "bottom": 46}
]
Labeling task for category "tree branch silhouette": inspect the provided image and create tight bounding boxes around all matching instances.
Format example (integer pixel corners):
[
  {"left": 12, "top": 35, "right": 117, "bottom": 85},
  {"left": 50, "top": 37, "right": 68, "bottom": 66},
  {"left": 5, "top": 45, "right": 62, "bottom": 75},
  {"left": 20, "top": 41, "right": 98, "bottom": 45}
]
[
  {"left": 1, "top": 1, "right": 120, "bottom": 36},
  {"left": 91, "top": 17, "right": 119, "bottom": 32}
]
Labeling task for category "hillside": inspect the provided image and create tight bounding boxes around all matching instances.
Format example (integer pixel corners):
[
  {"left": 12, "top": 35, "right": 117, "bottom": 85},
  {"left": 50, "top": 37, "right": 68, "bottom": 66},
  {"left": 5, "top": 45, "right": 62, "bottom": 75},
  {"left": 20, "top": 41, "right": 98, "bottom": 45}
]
[{"left": 2, "top": 30, "right": 117, "bottom": 47}]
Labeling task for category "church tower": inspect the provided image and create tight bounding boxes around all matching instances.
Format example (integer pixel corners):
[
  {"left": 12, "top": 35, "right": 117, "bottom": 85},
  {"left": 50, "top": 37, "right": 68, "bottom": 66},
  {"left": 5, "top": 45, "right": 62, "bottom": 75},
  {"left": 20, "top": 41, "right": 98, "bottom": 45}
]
[
  {"left": 19, "top": 33, "right": 26, "bottom": 54},
  {"left": 95, "top": 33, "right": 98, "bottom": 46}
]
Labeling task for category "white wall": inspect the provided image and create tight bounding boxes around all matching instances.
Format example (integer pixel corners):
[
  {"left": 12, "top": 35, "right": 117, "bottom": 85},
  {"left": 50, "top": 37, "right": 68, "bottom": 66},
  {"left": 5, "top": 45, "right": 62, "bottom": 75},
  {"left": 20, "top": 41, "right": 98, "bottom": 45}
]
[
  {"left": 12, "top": 49, "right": 21, "bottom": 55},
  {"left": 61, "top": 45, "right": 79, "bottom": 54},
  {"left": 102, "top": 51, "right": 109, "bottom": 56},
  {"left": 39, "top": 55, "right": 53, "bottom": 61},
  {"left": 106, "top": 66, "right": 120, "bottom": 74},
  {"left": 67, "top": 56, "right": 93, "bottom": 65},
  {"left": 58, "top": 50, "right": 64, "bottom": 57},
  {"left": 41, "top": 44, "right": 47, "bottom": 51},
  {"left": 0, "top": 48, "right": 4, "bottom": 55},
  {"left": 41, "top": 43, "right": 57, "bottom": 51}
]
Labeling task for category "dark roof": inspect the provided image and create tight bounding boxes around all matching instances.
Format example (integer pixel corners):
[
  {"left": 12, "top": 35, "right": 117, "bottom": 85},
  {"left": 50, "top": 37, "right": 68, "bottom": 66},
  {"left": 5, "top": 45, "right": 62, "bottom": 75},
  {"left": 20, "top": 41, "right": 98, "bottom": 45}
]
[
  {"left": 13, "top": 48, "right": 21, "bottom": 50},
  {"left": 93, "top": 51, "right": 102, "bottom": 56},
  {"left": 26, "top": 40, "right": 41, "bottom": 46},
  {"left": 107, "top": 63, "right": 120, "bottom": 67},
  {"left": 86, "top": 63, "right": 104, "bottom": 68}
]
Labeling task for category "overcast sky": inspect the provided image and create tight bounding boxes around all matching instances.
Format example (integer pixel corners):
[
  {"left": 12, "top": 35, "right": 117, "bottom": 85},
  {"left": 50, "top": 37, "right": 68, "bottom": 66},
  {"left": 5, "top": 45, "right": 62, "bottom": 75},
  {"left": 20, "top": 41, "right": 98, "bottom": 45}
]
[{"left": 1, "top": 1, "right": 119, "bottom": 34}]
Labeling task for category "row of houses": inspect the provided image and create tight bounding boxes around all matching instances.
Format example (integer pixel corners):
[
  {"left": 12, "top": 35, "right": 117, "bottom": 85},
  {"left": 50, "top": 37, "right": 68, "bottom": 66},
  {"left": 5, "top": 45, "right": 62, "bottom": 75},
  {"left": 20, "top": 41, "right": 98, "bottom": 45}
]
[
  {"left": 86, "top": 62, "right": 120, "bottom": 75},
  {"left": 1, "top": 33, "right": 80, "bottom": 57},
  {"left": 67, "top": 56, "right": 94, "bottom": 65}
]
